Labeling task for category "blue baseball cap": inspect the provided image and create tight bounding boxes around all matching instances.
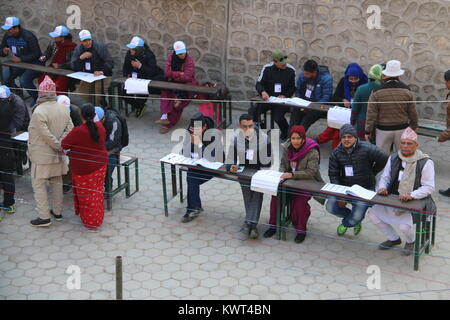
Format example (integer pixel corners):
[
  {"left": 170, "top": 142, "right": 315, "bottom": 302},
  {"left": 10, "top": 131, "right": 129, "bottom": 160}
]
[
  {"left": 79, "top": 29, "right": 92, "bottom": 41},
  {"left": 2, "top": 17, "right": 20, "bottom": 30},
  {"left": 127, "top": 36, "right": 145, "bottom": 49},
  {"left": 94, "top": 106, "right": 105, "bottom": 122},
  {"left": 0, "top": 85, "right": 12, "bottom": 98},
  {"left": 49, "top": 25, "right": 70, "bottom": 38}
]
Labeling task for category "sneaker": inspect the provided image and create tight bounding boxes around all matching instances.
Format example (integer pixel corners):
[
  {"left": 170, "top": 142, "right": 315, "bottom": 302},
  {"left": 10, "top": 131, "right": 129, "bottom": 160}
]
[
  {"left": 249, "top": 225, "right": 259, "bottom": 239},
  {"left": 295, "top": 233, "right": 306, "bottom": 244},
  {"left": 50, "top": 210, "right": 63, "bottom": 221},
  {"left": 353, "top": 223, "right": 362, "bottom": 236},
  {"left": 378, "top": 238, "right": 402, "bottom": 250},
  {"left": 337, "top": 224, "right": 348, "bottom": 236},
  {"left": 263, "top": 228, "right": 276, "bottom": 238},
  {"left": 30, "top": 218, "right": 52, "bottom": 227},
  {"left": 181, "top": 213, "right": 194, "bottom": 223},
  {"left": 401, "top": 242, "right": 415, "bottom": 256},
  {"left": 3, "top": 205, "right": 16, "bottom": 214},
  {"left": 439, "top": 188, "right": 450, "bottom": 197}
]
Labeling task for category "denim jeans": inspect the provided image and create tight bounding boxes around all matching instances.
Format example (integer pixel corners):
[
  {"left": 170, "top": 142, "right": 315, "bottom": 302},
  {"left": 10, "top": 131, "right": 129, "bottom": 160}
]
[
  {"left": 186, "top": 169, "right": 213, "bottom": 213},
  {"left": 326, "top": 196, "right": 371, "bottom": 227},
  {"left": 106, "top": 153, "right": 120, "bottom": 189},
  {"left": 2, "top": 62, "right": 43, "bottom": 104}
]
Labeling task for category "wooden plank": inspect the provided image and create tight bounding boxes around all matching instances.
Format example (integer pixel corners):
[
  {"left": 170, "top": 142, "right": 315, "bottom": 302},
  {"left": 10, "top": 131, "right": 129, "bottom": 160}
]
[
  {"left": 1, "top": 60, "right": 72, "bottom": 77},
  {"left": 250, "top": 96, "right": 330, "bottom": 113}
]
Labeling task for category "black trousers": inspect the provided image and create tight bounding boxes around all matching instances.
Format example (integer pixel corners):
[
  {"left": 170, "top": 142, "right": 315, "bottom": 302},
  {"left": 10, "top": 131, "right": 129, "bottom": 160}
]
[
  {"left": 0, "top": 145, "right": 15, "bottom": 207},
  {"left": 249, "top": 103, "right": 290, "bottom": 139},
  {"left": 289, "top": 108, "right": 323, "bottom": 132}
]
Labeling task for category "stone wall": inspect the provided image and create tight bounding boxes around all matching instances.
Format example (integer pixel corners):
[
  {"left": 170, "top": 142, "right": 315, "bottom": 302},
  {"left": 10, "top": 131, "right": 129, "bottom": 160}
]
[{"left": 1, "top": 0, "right": 449, "bottom": 120}]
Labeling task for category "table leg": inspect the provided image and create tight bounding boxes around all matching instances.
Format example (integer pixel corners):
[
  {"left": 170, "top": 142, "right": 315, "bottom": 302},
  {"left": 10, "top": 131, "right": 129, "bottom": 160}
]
[
  {"left": 282, "top": 190, "right": 287, "bottom": 241},
  {"left": 276, "top": 189, "right": 282, "bottom": 241},
  {"left": 432, "top": 214, "right": 436, "bottom": 246},
  {"left": 171, "top": 165, "right": 177, "bottom": 197},
  {"left": 414, "top": 216, "right": 421, "bottom": 271},
  {"left": 228, "top": 97, "right": 232, "bottom": 128},
  {"left": 161, "top": 162, "right": 168, "bottom": 217},
  {"left": 179, "top": 168, "right": 184, "bottom": 203}
]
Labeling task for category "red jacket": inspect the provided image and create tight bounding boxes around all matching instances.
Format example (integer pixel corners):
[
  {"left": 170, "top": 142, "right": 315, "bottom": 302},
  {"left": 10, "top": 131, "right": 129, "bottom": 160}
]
[
  {"left": 61, "top": 123, "right": 108, "bottom": 175},
  {"left": 164, "top": 52, "right": 198, "bottom": 85}
]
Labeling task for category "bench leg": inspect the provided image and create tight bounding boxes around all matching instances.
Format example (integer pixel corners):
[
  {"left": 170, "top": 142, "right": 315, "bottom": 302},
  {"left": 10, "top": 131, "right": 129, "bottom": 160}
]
[
  {"left": 282, "top": 191, "right": 287, "bottom": 241},
  {"left": 171, "top": 165, "right": 177, "bottom": 198},
  {"left": 414, "top": 217, "right": 422, "bottom": 271},
  {"left": 432, "top": 214, "right": 436, "bottom": 246},
  {"left": 276, "top": 189, "right": 282, "bottom": 241},
  {"left": 179, "top": 168, "right": 184, "bottom": 203},
  {"left": 161, "top": 163, "right": 168, "bottom": 217},
  {"left": 228, "top": 97, "right": 232, "bottom": 128},
  {"left": 106, "top": 171, "right": 113, "bottom": 211}
]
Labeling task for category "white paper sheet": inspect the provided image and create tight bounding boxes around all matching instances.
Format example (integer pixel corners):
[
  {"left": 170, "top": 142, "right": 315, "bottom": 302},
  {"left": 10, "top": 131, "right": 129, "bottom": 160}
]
[
  {"left": 250, "top": 170, "right": 283, "bottom": 196},
  {"left": 321, "top": 183, "right": 376, "bottom": 200},
  {"left": 267, "top": 96, "right": 311, "bottom": 107},
  {"left": 327, "top": 106, "right": 351, "bottom": 129},
  {"left": 124, "top": 78, "right": 151, "bottom": 94},
  {"left": 67, "top": 72, "right": 107, "bottom": 83},
  {"left": 160, "top": 153, "right": 223, "bottom": 169},
  {"left": 321, "top": 183, "right": 350, "bottom": 195},
  {"left": 12, "top": 132, "right": 29, "bottom": 142},
  {"left": 195, "top": 158, "right": 223, "bottom": 170}
]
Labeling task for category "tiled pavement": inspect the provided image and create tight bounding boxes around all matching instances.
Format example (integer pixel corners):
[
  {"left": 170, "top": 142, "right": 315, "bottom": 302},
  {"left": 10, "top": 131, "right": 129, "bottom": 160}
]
[{"left": 1, "top": 101, "right": 450, "bottom": 300}]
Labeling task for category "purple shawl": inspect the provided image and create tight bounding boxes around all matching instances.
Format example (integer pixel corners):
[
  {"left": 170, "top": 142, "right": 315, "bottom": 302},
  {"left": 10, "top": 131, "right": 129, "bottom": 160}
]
[{"left": 288, "top": 138, "right": 320, "bottom": 169}]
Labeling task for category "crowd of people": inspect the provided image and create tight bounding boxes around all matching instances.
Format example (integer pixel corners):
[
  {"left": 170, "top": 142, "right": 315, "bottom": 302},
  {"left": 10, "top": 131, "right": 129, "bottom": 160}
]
[{"left": 0, "top": 16, "right": 449, "bottom": 254}]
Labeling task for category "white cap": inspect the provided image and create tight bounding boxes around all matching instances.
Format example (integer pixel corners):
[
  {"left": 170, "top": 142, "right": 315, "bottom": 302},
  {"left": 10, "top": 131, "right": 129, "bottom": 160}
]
[
  {"left": 79, "top": 29, "right": 92, "bottom": 41},
  {"left": 382, "top": 60, "right": 405, "bottom": 77},
  {"left": 173, "top": 41, "right": 186, "bottom": 55}
]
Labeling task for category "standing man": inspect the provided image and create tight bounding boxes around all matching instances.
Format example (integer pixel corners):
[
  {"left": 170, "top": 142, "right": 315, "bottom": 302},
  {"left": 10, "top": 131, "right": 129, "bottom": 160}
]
[
  {"left": 0, "top": 17, "right": 43, "bottom": 105},
  {"left": 365, "top": 60, "right": 418, "bottom": 154},
  {"left": 291, "top": 59, "right": 333, "bottom": 131},
  {"left": 327, "top": 124, "right": 388, "bottom": 236},
  {"left": 250, "top": 50, "right": 296, "bottom": 140},
  {"left": 226, "top": 114, "right": 272, "bottom": 239},
  {"left": 70, "top": 30, "right": 114, "bottom": 105},
  {"left": 438, "top": 70, "right": 450, "bottom": 196},
  {"left": 368, "top": 128, "right": 436, "bottom": 255},
  {"left": 28, "top": 76, "right": 73, "bottom": 227}
]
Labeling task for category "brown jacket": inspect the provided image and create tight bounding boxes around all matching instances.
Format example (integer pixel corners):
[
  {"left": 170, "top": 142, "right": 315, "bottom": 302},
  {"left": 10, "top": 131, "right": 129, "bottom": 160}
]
[
  {"left": 28, "top": 101, "right": 73, "bottom": 165},
  {"left": 279, "top": 142, "right": 323, "bottom": 182},
  {"left": 365, "top": 79, "right": 418, "bottom": 134},
  {"left": 438, "top": 92, "right": 450, "bottom": 142}
]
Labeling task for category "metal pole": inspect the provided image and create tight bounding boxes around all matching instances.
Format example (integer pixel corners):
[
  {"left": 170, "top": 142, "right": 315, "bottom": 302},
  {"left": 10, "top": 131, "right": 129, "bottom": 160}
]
[{"left": 116, "top": 256, "right": 123, "bottom": 300}]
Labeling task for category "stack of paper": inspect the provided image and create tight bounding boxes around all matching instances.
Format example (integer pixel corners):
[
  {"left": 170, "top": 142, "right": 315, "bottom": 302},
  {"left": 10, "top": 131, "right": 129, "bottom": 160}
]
[
  {"left": 160, "top": 153, "right": 223, "bottom": 169},
  {"left": 67, "top": 72, "right": 107, "bottom": 83},
  {"left": 327, "top": 106, "right": 351, "bottom": 129},
  {"left": 124, "top": 78, "right": 151, "bottom": 94},
  {"left": 268, "top": 96, "right": 311, "bottom": 107},
  {"left": 250, "top": 170, "right": 283, "bottom": 196},
  {"left": 321, "top": 183, "right": 376, "bottom": 200}
]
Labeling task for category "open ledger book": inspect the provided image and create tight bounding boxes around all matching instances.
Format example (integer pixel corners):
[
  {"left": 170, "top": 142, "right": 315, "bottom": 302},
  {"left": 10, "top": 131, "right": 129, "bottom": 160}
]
[
  {"left": 268, "top": 96, "right": 311, "bottom": 107},
  {"left": 250, "top": 170, "right": 283, "bottom": 196},
  {"left": 67, "top": 72, "right": 107, "bottom": 83},
  {"left": 321, "top": 183, "right": 376, "bottom": 200},
  {"left": 160, "top": 153, "right": 223, "bottom": 170}
]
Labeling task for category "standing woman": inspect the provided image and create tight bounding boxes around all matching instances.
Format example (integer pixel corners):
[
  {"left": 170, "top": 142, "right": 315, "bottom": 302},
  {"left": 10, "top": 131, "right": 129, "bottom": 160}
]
[
  {"left": 61, "top": 104, "right": 108, "bottom": 231},
  {"left": 263, "top": 126, "right": 323, "bottom": 243},
  {"left": 156, "top": 41, "right": 198, "bottom": 134}
]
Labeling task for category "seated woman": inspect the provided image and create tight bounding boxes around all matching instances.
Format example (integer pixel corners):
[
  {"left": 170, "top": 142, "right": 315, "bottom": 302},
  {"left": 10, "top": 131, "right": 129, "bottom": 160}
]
[
  {"left": 38, "top": 25, "right": 77, "bottom": 94},
  {"left": 316, "top": 62, "right": 368, "bottom": 149},
  {"left": 263, "top": 126, "right": 323, "bottom": 243},
  {"left": 156, "top": 41, "right": 198, "bottom": 134},
  {"left": 122, "top": 36, "right": 164, "bottom": 118}
]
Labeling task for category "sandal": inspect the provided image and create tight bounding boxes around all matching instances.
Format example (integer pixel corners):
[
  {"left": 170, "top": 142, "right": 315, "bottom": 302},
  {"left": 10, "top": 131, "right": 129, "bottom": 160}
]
[{"left": 160, "top": 127, "right": 170, "bottom": 134}]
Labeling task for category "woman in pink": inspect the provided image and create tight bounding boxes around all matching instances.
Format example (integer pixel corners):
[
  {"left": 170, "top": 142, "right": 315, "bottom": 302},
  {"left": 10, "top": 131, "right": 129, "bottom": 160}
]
[{"left": 156, "top": 41, "right": 198, "bottom": 134}]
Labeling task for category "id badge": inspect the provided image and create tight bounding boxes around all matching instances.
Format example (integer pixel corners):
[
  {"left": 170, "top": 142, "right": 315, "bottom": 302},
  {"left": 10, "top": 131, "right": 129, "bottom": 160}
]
[
  {"left": 290, "top": 161, "right": 297, "bottom": 172},
  {"left": 132, "top": 72, "right": 138, "bottom": 79},
  {"left": 345, "top": 166, "right": 354, "bottom": 177},
  {"left": 246, "top": 149, "right": 254, "bottom": 161},
  {"left": 305, "top": 89, "right": 312, "bottom": 99},
  {"left": 398, "top": 170, "right": 404, "bottom": 181},
  {"left": 274, "top": 83, "right": 282, "bottom": 93},
  {"left": 11, "top": 46, "right": 17, "bottom": 55},
  {"left": 85, "top": 62, "right": 91, "bottom": 71}
]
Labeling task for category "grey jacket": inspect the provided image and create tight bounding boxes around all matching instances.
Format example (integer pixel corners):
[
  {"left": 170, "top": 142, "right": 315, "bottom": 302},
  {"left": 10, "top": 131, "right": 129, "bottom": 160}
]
[{"left": 9, "top": 93, "right": 29, "bottom": 133}]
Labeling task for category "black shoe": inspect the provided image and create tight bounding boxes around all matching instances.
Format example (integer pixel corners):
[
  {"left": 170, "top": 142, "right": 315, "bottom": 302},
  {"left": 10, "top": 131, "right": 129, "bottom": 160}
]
[
  {"left": 50, "top": 210, "right": 63, "bottom": 221},
  {"left": 378, "top": 238, "right": 402, "bottom": 250},
  {"left": 263, "top": 228, "right": 276, "bottom": 238},
  {"left": 439, "top": 188, "right": 450, "bottom": 197},
  {"left": 181, "top": 213, "right": 194, "bottom": 223},
  {"left": 295, "top": 233, "right": 306, "bottom": 244},
  {"left": 30, "top": 218, "right": 52, "bottom": 227},
  {"left": 63, "top": 184, "right": 72, "bottom": 194}
]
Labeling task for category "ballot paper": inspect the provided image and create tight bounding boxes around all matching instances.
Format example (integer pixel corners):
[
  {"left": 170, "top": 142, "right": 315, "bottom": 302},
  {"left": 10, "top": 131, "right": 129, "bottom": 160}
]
[
  {"left": 321, "top": 183, "right": 376, "bottom": 200},
  {"left": 12, "top": 132, "right": 29, "bottom": 142},
  {"left": 67, "top": 72, "right": 107, "bottom": 83},
  {"left": 124, "top": 78, "right": 151, "bottom": 94},
  {"left": 250, "top": 170, "right": 283, "bottom": 196},
  {"left": 160, "top": 153, "right": 223, "bottom": 169},
  {"left": 195, "top": 158, "right": 223, "bottom": 170},
  {"left": 327, "top": 106, "right": 351, "bottom": 129},
  {"left": 268, "top": 96, "right": 311, "bottom": 107}
]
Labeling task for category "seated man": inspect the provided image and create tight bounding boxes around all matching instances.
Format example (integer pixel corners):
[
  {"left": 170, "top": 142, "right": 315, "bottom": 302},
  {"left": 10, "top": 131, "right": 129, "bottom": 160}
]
[
  {"left": 181, "top": 113, "right": 223, "bottom": 223},
  {"left": 291, "top": 59, "right": 333, "bottom": 131},
  {"left": 250, "top": 49, "right": 296, "bottom": 140},
  {"left": 226, "top": 114, "right": 272, "bottom": 239},
  {"left": 368, "top": 128, "right": 436, "bottom": 255},
  {"left": 327, "top": 124, "right": 388, "bottom": 236}
]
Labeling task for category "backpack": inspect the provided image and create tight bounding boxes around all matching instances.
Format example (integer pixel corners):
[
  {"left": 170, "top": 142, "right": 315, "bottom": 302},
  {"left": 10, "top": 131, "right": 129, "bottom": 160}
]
[{"left": 110, "top": 109, "right": 129, "bottom": 148}]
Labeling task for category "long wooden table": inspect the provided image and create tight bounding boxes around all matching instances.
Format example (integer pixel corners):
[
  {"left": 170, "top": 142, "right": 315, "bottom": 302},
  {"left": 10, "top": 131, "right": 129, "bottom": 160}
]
[{"left": 160, "top": 160, "right": 435, "bottom": 271}]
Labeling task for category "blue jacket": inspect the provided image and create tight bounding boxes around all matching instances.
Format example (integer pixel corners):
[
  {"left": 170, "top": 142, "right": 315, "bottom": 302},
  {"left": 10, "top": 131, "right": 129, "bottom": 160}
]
[{"left": 295, "top": 66, "right": 333, "bottom": 104}]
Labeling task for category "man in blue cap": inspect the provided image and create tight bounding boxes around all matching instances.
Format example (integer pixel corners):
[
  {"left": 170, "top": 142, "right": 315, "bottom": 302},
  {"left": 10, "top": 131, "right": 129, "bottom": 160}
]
[{"left": 0, "top": 17, "right": 43, "bottom": 105}]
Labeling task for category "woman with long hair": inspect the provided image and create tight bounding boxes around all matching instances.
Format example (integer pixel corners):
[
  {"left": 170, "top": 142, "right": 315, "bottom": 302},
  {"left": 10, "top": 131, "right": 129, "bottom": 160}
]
[{"left": 61, "top": 104, "right": 108, "bottom": 231}]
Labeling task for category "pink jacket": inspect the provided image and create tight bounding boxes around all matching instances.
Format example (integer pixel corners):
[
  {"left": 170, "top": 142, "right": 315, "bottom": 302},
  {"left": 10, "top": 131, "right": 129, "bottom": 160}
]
[{"left": 164, "top": 52, "right": 198, "bottom": 85}]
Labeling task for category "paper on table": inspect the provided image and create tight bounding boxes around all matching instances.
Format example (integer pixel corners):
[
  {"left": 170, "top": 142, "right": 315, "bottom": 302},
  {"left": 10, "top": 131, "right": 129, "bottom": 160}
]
[
  {"left": 321, "top": 183, "right": 350, "bottom": 195},
  {"left": 195, "top": 158, "right": 223, "bottom": 170},
  {"left": 67, "top": 72, "right": 107, "bottom": 83},
  {"left": 250, "top": 170, "right": 283, "bottom": 196},
  {"left": 267, "top": 96, "right": 311, "bottom": 107},
  {"left": 124, "top": 78, "right": 151, "bottom": 94},
  {"left": 327, "top": 106, "right": 351, "bottom": 129},
  {"left": 12, "top": 132, "right": 29, "bottom": 142},
  {"left": 160, "top": 153, "right": 223, "bottom": 169},
  {"left": 321, "top": 183, "right": 376, "bottom": 200}
]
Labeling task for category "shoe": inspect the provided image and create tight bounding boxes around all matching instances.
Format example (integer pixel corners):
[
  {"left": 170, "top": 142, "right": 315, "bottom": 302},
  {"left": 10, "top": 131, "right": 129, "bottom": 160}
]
[
  {"left": 3, "top": 205, "right": 16, "bottom": 214},
  {"left": 63, "top": 184, "right": 72, "bottom": 194},
  {"left": 439, "top": 188, "right": 450, "bottom": 197},
  {"left": 263, "top": 228, "right": 276, "bottom": 238},
  {"left": 155, "top": 119, "right": 170, "bottom": 125},
  {"left": 353, "top": 223, "right": 362, "bottom": 236},
  {"left": 30, "top": 218, "right": 52, "bottom": 227},
  {"left": 401, "top": 242, "right": 415, "bottom": 256},
  {"left": 337, "top": 224, "right": 348, "bottom": 236},
  {"left": 22, "top": 154, "right": 28, "bottom": 165},
  {"left": 378, "top": 238, "right": 402, "bottom": 250},
  {"left": 190, "top": 207, "right": 203, "bottom": 218},
  {"left": 160, "top": 127, "right": 170, "bottom": 134},
  {"left": 50, "top": 210, "right": 63, "bottom": 221},
  {"left": 295, "top": 233, "right": 306, "bottom": 244},
  {"left": 249, "top": 225, "right": 259, "bottom": 239},
  {"left": 181, "top": 213, "right": 193, "bottom": 223}
]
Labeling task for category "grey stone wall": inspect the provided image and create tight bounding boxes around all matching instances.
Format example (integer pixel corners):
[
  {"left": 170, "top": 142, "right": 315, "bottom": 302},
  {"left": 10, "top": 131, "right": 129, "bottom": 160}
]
[{"left": 1, "top": 0, "right": 449, "bottom": 120}]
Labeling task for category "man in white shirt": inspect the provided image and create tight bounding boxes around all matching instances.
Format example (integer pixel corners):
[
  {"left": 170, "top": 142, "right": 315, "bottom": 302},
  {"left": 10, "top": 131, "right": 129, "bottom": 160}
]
[{"left": 368, "top": 127, "right": 436, "bottom": 255}]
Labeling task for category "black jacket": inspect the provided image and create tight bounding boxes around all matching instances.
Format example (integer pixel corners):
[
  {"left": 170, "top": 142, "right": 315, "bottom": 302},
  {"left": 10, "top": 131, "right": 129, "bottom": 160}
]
[
  {"left": 0, "top": 28, "right": 41, "bottom": 62},
  {"left": 0, "top": 99, "right": 14, "bottom": 151},
  {"left": 122, "top": 47, "right": 164, "bottom": 80},
  {"left": 70, "top": 41, "right": 114, "bottom": 76},
  {"left": 256, "top": 62, "right": 296, "bottom": 97},
  {"left": 328, "top": 140, "right": 388, "bottom": 190},
  {"left": 103, "top": 109, "right": 123, "bottom": 153}
]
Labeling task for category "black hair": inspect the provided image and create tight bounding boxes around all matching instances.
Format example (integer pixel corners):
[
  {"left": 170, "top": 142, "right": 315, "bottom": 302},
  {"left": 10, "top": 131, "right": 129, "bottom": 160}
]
[
  {"left": 81, "top": 104, "right": 100, "bottom": 143},
  {"left": 445, "top": 70, "right": 450, "bottom": 81},
  {"left": 239, "top": 113, "right": 253, "bottom": 123},
  {"left": 64, "top": 33, "right": 73, "bottom": 41},
  {"left": 303, "top": 59, "right": 318, "bottom": 73}
]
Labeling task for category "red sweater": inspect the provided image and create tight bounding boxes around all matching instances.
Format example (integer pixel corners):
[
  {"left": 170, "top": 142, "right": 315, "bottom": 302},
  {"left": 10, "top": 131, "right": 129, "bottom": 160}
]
[{"left": 61, "top": 123, "right": 108, "bottom": 175}]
